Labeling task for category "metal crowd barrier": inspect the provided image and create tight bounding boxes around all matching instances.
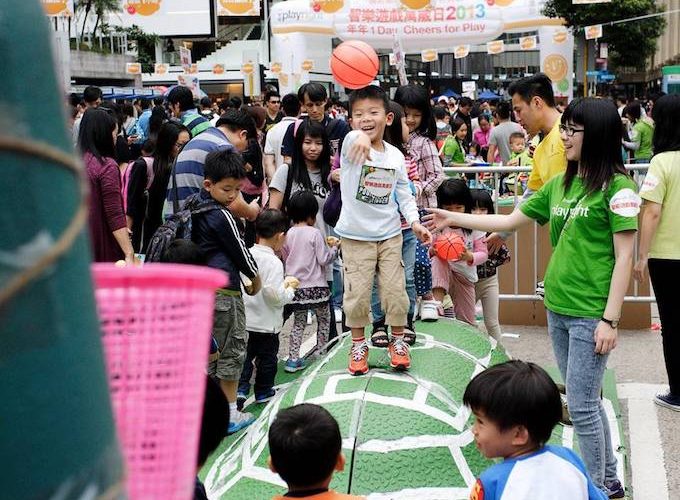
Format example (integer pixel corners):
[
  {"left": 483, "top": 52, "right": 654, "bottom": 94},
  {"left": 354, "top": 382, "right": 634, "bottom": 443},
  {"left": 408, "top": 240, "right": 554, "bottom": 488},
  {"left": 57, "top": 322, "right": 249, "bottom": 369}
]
[{"left": 442, "top": 163, "right": 654, "bottom": 304}]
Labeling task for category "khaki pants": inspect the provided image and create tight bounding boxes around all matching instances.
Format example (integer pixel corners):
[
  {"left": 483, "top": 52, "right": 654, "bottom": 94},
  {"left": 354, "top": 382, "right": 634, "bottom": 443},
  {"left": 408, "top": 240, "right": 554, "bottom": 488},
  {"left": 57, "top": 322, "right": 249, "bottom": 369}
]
[
  {"left": 474, "top": 274, "right": 501, "bottom": 340},
  {"left": 341, "top": 235, "right": 408, "bottom": 329}
]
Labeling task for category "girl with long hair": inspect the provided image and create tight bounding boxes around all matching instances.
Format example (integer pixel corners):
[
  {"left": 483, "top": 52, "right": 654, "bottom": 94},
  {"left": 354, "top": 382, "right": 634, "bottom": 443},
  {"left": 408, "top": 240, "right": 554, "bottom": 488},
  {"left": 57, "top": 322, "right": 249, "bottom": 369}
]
[
  {"left": 425, "top": 98, "right": 638, "bottom": 497},
  {"left": 126, "top": 121, "right": 190, "bottom": 253}
]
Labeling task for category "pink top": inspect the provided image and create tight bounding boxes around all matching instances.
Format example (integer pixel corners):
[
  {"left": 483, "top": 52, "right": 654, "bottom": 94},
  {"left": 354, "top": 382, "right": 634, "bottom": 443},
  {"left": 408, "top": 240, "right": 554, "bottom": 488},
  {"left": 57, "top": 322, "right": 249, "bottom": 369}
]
[
  {"left": 281, "top": 225, "right": 337, "bottom": 288},
  {"left": 407, "top": 132, "right": 445, "bottom": 209},
  {"left": 438, "top": 226, "right": 488, "bottom": 283},
  {"left": 473, "top": 127, "right": 491, "bottom": 148}
]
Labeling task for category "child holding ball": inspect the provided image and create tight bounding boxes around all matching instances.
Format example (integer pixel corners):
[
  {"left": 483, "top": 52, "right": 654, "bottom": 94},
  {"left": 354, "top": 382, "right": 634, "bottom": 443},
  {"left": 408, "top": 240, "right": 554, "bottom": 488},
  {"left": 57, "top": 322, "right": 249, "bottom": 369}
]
[{"left": 431, "top": 179, "right": 487, "bottom": 325}]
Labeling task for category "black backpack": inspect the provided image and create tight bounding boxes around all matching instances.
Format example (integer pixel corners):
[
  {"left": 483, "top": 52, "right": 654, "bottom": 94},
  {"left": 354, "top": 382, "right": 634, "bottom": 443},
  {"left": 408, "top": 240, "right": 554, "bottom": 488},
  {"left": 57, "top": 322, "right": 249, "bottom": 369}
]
[{"left": 145, "top": 205, "right": 216, "bottom": 262}]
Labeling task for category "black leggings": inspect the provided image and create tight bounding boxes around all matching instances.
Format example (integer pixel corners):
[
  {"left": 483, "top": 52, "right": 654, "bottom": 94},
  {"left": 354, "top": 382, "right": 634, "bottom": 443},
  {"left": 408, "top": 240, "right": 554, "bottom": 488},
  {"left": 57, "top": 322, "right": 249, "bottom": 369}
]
[{"left": 649, "top": 258, "right": 680, "bottom": 395}]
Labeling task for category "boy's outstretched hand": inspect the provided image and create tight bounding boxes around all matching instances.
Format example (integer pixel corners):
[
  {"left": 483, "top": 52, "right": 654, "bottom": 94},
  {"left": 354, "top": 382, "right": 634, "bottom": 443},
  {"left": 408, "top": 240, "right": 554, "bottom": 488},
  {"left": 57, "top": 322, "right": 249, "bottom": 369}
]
[
  {"left": 346, "top": 132, "right": 372, "bottom": 165},
  {"left": 412, "top": 222, "right": 432, "bottom": 246}
]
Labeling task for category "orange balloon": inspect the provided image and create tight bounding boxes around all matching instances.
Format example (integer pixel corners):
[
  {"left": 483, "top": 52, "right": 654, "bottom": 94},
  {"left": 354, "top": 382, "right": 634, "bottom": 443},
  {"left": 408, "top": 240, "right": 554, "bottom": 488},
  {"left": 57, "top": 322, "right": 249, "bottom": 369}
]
[{"left": 330, "top": 40, "right": 379, "bottom": 89}]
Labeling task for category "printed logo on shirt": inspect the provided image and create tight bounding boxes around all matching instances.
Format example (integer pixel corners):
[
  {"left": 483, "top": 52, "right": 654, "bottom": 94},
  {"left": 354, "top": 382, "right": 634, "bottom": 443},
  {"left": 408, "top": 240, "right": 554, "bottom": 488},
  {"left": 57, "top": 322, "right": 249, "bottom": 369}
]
[
  {"left": 469, "top": 478, "right": 484, "bottom": 500},
  {"left": 609, "top": 188, "right": 641, "bottom": 217},
  {"left": 552, "top": 203, "right": 590, "bottom": 219},
  {"left": 356, "top": 165, "right": 396, "bottom": 205},
  {"left": 640, "top": 172, "right": 659, "bottom": 193}
]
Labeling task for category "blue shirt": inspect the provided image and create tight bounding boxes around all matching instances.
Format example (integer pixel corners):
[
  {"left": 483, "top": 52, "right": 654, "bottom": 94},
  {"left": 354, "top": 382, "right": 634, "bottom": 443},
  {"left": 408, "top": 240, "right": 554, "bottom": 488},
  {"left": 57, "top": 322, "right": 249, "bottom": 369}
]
[
  {"left": 470, "top": 445, "right": 607, "bottom": 500},
  {"left": 137, "top": 109, "right": 152, "bottom": 139}
]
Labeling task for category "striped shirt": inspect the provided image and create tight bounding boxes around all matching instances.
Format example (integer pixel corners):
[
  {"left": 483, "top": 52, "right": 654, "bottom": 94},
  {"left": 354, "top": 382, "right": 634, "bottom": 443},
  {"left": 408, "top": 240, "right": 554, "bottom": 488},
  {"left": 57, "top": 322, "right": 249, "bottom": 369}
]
[
  {"left": 163, "top": 127, "right": 234, "bottom": 218},
  {"left": 181, "top": 109, "right": 211, "bottom": 138},
  {"left": 407, "top": 132, "right": 445, "bottom": 209}
]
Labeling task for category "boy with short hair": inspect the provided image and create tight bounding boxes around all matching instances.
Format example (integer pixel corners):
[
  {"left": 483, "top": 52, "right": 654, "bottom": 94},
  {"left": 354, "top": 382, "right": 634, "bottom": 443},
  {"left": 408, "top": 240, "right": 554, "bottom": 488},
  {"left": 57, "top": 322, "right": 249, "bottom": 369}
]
[
  {"left": 464, "top": 360, "right": 607, "bottom": 500},
  {"left": 237, "top": 209, "right": 298, "bottom": 408},
  {"left": 335, "top": 85, "right": 432, "bottom": 375},
  {"left": 268, "top": 404, "right": 365, "bottom": 500},
  {"left": 504, "top": 132, "right": 532, "bottom": 195},
  {"left": 186, "top": 148, "right": 261, "bottom": 434}
]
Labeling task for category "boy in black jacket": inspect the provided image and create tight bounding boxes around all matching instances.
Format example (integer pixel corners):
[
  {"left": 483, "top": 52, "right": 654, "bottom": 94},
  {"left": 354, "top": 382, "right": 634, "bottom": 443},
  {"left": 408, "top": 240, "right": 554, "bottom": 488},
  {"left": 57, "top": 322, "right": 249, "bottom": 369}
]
[{"left": 187, "top": 148, "right": 261, "bottom": 434}]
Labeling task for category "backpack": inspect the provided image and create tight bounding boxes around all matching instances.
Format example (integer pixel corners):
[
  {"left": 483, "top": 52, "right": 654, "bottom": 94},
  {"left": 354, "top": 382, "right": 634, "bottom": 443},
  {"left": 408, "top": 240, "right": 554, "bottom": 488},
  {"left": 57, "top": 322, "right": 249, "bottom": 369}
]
[
  {"left": 145, "top": 204, "right": 217, "bottom": 262},
  {"left": 120, "top": 156, "right": 154, "bottom": 214}
]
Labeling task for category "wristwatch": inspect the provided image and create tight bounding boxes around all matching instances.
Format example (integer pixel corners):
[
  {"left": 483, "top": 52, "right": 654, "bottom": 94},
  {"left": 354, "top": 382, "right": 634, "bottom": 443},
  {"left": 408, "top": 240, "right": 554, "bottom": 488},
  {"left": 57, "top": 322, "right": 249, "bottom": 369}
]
[{"left": 601, "top": 317, "right": 620, "bottom": 329}]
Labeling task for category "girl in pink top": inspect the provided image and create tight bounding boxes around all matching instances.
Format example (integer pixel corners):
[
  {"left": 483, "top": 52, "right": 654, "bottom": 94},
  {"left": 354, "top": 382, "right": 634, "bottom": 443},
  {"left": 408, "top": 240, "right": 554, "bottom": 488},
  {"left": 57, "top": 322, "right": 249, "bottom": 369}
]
[
  {"left": 473, "top": 115, "right": 492, "bottom": 159},
  {"left": 281, "top": 191, "right": 339, "bottom": 372},
  {"left": 430, "top": 179, "right": 488, "bottom": 325}
]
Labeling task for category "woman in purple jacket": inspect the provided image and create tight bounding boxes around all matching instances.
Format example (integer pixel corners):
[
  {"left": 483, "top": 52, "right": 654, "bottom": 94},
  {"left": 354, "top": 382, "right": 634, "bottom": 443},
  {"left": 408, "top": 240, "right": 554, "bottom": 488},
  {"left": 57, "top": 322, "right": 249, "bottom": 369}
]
[{"left": 78, "top": 108, "right": 135, "bottom": 263}]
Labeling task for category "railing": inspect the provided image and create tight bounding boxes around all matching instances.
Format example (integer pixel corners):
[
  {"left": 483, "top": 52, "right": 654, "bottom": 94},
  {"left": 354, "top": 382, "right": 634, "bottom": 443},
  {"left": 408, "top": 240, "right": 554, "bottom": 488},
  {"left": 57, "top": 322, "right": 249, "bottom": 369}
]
[{"left": 442, "top": 163, "right": 654, "bottom": 304}]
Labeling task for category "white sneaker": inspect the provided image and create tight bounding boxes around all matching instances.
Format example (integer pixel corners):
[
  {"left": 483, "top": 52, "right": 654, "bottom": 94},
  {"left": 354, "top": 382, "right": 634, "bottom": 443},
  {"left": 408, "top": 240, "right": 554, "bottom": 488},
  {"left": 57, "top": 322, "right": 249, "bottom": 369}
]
[
  {"left": 334, "top": 308, "right": 343, "bottom": 321},
  {"left": 228, "top": 410, "right": 255, "bottom": 434},
  {"left": 420, "top": 300, "right": 440, "bottom": 322}
]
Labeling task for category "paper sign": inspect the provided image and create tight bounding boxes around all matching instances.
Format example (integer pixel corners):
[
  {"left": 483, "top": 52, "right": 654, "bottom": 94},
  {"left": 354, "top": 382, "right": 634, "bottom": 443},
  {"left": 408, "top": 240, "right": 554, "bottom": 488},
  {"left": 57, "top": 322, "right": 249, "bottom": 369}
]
[
  {"left": 392, "top": 35, "right": 408, "bottom": 86},
  {"left": 177, "top": 73, "right": 201, "bottom": 100},
  {"left": 487, "top": 40, "right": 505, "bottom": 55},
  {"left": 42, "top": 0, "right": 74, "bottom": 17},
  {"left": 217, "top": 0, "right": 260, "bottom": 16},
  {"left": 179, "top": 46, "right": 192, "bottom": 71},
  {"left": 126, "top": 62, "right": 142, "bottom": 74},
  {"left": 212, "top": 64, "right": 225, "bottom": 75},
  {"left": 421, "top": 49, "right": 438, "bottom": 63},
  {"left": 585, "top": 24, "right": 603, "bottom": 40},
  {"left": 519, "top": 36, "right": 537, "bottom": 50},
  {"left": 454, "top": 45, "right": 470, "bottom": 59},
  {"left": 154, "top": 63, "right": 168, "bottom": 75}
]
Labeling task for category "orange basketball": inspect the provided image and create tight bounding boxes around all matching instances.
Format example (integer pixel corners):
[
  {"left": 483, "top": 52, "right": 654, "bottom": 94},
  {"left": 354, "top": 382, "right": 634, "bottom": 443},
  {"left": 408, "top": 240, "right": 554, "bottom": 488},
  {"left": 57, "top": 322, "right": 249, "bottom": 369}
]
[
  {"left": 434, "top": 233, "right": 466, "bottom": 261},
  {"left": 330, "top": 40, "right": 379, "bottom": 89}
]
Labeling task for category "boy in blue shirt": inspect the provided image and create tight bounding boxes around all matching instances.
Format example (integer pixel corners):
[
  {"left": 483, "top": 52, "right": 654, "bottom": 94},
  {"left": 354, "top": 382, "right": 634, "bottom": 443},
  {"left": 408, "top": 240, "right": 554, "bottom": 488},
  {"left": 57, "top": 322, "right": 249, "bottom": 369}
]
[{"left": 464, "top": 360, "right": 609, "bottom": 500}]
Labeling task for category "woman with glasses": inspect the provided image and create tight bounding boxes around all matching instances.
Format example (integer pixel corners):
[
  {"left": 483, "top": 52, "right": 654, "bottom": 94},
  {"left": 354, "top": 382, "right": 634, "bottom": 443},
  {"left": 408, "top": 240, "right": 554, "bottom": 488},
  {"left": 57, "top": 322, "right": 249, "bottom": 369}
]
[
  {"left": 425, "top": 97, "right": 638, "bottom": 498},
  {"left": 126, "top": 121, "right": 190, "bottom": 254}
]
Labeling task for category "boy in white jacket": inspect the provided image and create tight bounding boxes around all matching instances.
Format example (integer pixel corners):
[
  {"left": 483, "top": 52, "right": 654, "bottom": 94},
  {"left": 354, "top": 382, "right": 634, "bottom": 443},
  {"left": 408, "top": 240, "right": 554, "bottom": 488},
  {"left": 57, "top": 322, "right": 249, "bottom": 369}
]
[
  {"left": 335, "top": 86, "right": 432, "bottom": 376},
  {"left": 238, "top": 209, "right": 298, "bottom": 406}
]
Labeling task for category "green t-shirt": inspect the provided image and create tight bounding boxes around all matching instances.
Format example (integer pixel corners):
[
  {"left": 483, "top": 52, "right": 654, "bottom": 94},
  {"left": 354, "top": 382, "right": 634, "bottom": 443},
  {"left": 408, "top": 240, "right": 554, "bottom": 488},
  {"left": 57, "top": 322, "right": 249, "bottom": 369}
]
[
  {"left": 639, "top": 151, "right": 680, "bottom": 259},
  {"left": 510, "top": 150, "right": 533, "bottom": 167},
  {"left": 442, "top": 135, "right": 466, "bottom": 165},
  {"left": 521, "top": 173, "right": 640, "bottom": 318},
  {"left": 633, "top": 119, "right": 654, "bottom": 161}
]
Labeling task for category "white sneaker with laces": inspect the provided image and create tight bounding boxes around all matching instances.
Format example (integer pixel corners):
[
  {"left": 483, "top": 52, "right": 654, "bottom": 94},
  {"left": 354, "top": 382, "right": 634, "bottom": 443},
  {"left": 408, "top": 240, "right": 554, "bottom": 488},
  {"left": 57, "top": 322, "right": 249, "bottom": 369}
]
[{"left": 420, "top": 300, "right": 440, "bottom": 322}]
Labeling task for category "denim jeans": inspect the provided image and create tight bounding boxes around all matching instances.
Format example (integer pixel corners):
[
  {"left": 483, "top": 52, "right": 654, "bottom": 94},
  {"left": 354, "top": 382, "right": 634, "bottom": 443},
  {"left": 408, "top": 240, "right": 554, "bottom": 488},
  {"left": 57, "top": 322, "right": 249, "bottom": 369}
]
[
  {"left": 371, "top": 229, "right": 417, "bottom": 326},
  {"left": 330, "top": 227, "right": 343, "bottom": 309},
  {"left": 237, "top": 331, "right": 279, "bottom": 398},
  {"left": 547, "top": 310, "right": 618, "bottom": 491}
]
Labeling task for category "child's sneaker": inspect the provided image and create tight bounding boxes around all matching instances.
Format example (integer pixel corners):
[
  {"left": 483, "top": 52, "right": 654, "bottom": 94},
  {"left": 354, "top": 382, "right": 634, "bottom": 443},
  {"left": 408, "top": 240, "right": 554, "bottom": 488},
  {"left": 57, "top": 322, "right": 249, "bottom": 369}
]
[
  {"left": 348, "top": 341, "right": 369, "bottom": 376},
  {"left": 236, "top": 392, "right": 247, "bottom": 411},
  {"left": 655, "top": 392, "right": 680, "bottom": 411},
  {"left": 284, "top": 358, "right": 306, "bottom": 373},
  {"left": 604, "top": 479, "right": 625, "bottom": 499},
  {"left": 255, "top": 388, "right": 276, "bottom": 404},
  {"left": 227, "top": 411, "right": 255, "bottom": 434},
  {"left": 420, "top": 299, "right": 440, "bottom": 322},
  {"left": 388, "top": 337, "right": 411, "bottom": 370}
]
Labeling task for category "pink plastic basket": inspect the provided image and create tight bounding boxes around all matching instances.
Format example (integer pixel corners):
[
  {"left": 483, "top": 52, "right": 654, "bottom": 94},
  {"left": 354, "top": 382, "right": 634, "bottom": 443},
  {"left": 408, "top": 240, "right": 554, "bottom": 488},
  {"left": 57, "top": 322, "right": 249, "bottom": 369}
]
[{"left": 92, "top": 263, "right": 227, "bottom": 500}]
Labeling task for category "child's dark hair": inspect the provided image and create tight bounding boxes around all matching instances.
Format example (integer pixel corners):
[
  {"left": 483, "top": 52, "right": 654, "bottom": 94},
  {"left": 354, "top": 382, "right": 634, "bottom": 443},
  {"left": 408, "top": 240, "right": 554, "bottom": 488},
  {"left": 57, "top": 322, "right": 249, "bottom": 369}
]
[
  {"left": 436, "top": 178, "right": 473, "bottom": 213},
  {"left": 215, "top": 109, "right": 257, "bottom": 139},
  {"left": 204, "top": 149, "right": 247, "bottom": 182},
  {"left": 160, "top": 239, "right": 207, "bottom": 265},
  {"left": 141, "top": 139, "right": 156, "bottom": 156},
  {"left": 433, "top": 106, "right": 449, "bottom": 120},
  {"left": 394, "top": 84, "right": 437, "bottom": 141},
  {"left": 384, "top": 101, "right": 407, "bottom": 155},
  {"left": 348, "top": 85, "right": 390, "bottom": 115},
  {"left": 269, "top": 404, "right": 341, "bottom": 488},
  {"left": 470, "top": 189, "right": 495, "bottom": 215},
  {"left": 255, "top": 209, "right": 290, "bottom": 239},
  {"left": 463, "top": 360, "right": 562, "bottom": 447},
  {"left": 287, "top": 190, "right": 318, "bottom": 224},
  {"left": 509, "top": 132, "right": 526, "bottom": 143}
]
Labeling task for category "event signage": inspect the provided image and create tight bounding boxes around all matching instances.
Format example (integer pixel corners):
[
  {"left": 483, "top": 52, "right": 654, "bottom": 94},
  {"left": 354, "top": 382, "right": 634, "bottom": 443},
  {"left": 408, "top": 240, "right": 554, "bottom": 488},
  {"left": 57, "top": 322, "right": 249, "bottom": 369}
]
[
  {"left": 218, "top": 0, "right": 260, "bottom": 16},
  {"left": 41, "top": 0, "right": 74, "bottom": 16},
  {"left": 585, "top": 24, "right": 603, "bottom": 40},
  {"left": 453, "top": 45, "right": 470, "bottom": 59},
  {"left": 154, "top": 63, "right": 168, "bottom": 75},
  {"left": 177, "top": 73, "right": 201, "bottom": 99}
]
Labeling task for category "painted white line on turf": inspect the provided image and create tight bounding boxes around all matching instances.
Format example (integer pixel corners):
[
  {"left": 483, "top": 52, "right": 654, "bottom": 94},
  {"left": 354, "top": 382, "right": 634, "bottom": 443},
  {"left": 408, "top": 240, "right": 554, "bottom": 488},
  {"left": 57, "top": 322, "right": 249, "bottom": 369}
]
[
  {"left": 358, "top": 433, "right": 472, "bottom": 453},
  {"left": 367, "top": 487, "right": 471, "bottom": 499},
  {"left": 617, "top": 383, "right": 669, "bottom": 500}
]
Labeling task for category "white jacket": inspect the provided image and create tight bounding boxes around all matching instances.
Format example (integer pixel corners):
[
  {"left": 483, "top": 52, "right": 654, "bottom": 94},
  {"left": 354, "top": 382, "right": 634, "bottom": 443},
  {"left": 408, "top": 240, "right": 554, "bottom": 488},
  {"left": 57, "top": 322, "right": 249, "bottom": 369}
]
[
  {"left": 243, "top": 244, "right": 295, "bottom": 333},
  {"left": 335, "top": 130, "right": 419, "bottom": 241}
]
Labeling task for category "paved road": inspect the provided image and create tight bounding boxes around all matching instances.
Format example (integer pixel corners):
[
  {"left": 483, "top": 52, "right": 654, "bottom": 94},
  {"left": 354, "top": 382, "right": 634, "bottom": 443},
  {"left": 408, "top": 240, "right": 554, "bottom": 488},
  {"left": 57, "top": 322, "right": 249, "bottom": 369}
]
[{"left": 499, "top": 324, "right": 677, "bottom": 500}]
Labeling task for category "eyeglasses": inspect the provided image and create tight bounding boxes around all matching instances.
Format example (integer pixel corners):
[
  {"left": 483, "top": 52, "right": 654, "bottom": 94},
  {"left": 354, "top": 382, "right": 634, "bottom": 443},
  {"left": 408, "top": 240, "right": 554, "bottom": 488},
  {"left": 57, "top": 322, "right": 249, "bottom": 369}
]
[
  {"left": 175, "top": 141, "right": 188, "bottom": 149},
  {"left": 559, "top": 124, "right": 585, "bottom": 137},
  {"left": 269, "top": 100, "right": 280, "bottom": 105}
]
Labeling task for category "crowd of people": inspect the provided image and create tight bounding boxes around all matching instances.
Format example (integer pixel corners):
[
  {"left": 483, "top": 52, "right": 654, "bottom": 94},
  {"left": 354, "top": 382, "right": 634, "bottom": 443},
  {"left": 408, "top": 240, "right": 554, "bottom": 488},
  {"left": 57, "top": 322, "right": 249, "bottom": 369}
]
[{"left": 69, "top": 74, "right": 680, "bottom": 499}]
